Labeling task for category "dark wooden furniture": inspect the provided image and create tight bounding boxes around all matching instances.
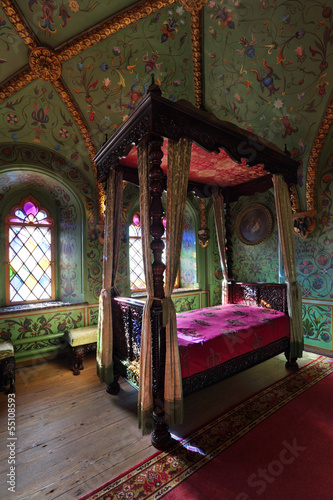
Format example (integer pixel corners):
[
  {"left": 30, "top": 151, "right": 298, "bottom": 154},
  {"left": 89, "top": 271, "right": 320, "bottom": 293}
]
[
  {"left": 64, "top": 326, "right": 97, "bottom": 375},
  {"left": 0, "top": 341, "right": 15, "bottom": 393},
  {"left": 111, "top": 282, "right": 290, "bottom": 397},
  {"left": 94, "top": 80, "right": 300, "bottom": 449}
]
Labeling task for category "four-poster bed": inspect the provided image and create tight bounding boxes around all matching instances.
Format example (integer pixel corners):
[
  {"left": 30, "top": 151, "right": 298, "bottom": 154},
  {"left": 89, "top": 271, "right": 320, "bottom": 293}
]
[{"left": 94, "top": 80, "right": 303, "bottom": 450}]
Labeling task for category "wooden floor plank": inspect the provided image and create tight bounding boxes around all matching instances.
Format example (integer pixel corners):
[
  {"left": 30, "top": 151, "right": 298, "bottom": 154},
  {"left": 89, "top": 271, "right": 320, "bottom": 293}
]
[{"left": 0, "top": 351, "right": 317, "bottom": 500}]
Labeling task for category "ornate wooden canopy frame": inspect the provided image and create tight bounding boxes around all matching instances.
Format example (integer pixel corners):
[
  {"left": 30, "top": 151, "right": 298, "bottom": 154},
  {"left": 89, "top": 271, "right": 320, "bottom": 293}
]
[{"left": 94, "top": 81, "right": 299, "bottom": 449}]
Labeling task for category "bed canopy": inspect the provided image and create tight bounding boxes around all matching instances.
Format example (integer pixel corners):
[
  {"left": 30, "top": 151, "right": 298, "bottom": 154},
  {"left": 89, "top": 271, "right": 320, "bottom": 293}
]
[{"left": 94, "top": 79, "right": 303, "bottom": 450}]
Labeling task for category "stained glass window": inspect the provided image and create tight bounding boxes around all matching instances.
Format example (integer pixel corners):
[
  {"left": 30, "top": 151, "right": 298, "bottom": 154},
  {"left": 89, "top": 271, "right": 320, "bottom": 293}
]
[
  {"left": 5, "top": 196, "right": 55, "bottom": 305},
  {"left": 129, "top": 212, "right": 146, "bottom": 291},
  {"left": 129, "top": 212, "right": 179, "bottom": 291}
]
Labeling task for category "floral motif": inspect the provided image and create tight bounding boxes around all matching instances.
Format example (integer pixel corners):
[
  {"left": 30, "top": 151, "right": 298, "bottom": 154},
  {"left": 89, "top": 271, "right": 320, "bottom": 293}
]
[
  {"left": 68, "top": 1, "right": 80, "bottom": 13},
  {"left": 6, "top": 113, "right": 18, "bottom": 125},
  {"left": 299, "top": 260, "right": 314, "bottom": 275}
]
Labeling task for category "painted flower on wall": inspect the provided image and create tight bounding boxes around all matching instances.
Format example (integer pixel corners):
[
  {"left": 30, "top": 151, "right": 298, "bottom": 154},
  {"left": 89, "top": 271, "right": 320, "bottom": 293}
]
[
  {"left": 31, "top": 103, "right": 50, "bottom": 128},
  {"left": 299, "top": 260, "right": 314, "bottom": 275},
  {"left": 68, "top": 1, "right": 80, "bottom": 13},
  {"left": 274, "top": 99, "right": 283, "bottom": 109},
  {"left": 59, "top": 127, "right": 69, "bottom": 138},
  {"left": 103, "top": 77, "right": 111, "bottom": 89},
  {"left": 295, "top": 46, "right": 305, "bottom": 62},
  {"left": 6, "top": 114, "right": 18, "bottom": 125}
]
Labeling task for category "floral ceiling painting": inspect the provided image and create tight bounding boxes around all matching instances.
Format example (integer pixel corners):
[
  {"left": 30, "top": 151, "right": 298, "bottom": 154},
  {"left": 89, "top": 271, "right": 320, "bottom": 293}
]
[{"left": 0, "top": 0, "right": 333, "bottom": 350}]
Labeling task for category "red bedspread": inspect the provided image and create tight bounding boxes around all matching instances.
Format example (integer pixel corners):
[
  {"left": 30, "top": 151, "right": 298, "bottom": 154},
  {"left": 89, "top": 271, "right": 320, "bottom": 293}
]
[{"left": 176, "top": 304, "right": 290, "bottom": 378}]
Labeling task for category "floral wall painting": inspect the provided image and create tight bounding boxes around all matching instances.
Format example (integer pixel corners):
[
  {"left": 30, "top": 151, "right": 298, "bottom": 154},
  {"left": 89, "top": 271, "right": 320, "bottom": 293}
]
[
  {"left": 0, "top": 0, "right": 333, "bottom": 359},
  {"left": 236, "top": 203, "right": 273, "bottom": 246}
]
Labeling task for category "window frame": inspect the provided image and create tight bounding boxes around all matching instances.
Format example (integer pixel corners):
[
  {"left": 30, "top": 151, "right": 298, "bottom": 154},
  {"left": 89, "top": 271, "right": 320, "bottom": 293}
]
[
  {"left": 5, "top": 195, "right": 56, "bottom": 306},
  {"left": 128, "top": 210, "right": 180, "bottom": 293}
]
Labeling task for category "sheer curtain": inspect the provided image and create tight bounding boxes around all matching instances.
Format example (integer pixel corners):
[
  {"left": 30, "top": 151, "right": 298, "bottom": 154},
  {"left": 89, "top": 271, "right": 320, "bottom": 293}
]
[
  {"left": 273, "top": 174, "right": 304, "bottom": 358},
  {"left": 137, "top": 141, "right": 155, "bottom": 434},
  {"left": 137, "top": 138, "right": 192, "bottom": 433},
  {"left": 212, "top": 188, "right": 229, "bottom": 304},
  {"left": 97, "top": 166, "right": 123, "bottom": 385},
  {"left": 164, "top": 137, "right": 192, "bottom": 426}
]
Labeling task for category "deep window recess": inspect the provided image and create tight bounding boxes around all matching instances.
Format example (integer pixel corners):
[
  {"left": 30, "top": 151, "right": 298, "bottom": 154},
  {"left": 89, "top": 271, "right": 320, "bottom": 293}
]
[{"left": 5, "top": 195, "right": 55, "bottom": 305}]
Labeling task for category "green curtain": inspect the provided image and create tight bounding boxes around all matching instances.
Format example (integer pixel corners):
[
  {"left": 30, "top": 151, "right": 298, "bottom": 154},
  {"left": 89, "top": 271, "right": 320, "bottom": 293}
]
[
  {"left": 164, "top": 137, "right": 192, "bottom": 427},
  {"left": 97, "top": 166, "right": 123, "bottom": 384},
  {"left": 273, "top": 174, "right": 304, "bottom": 358}
]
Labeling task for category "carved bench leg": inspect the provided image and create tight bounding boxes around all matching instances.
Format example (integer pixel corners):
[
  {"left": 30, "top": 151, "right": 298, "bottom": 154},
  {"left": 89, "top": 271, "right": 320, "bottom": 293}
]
[
  {"left": 7, "top": 358, "right": 15, "bottom": 393},
  {"left": 0, "top": 358, "right": 15, "bottom": 393},
  {"left": 72, "top": 346, "right": 85, "bottom": 375}
]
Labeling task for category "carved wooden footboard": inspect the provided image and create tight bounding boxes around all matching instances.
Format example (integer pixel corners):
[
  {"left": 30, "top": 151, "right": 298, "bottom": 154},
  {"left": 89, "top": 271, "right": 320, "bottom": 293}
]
[
  {"left": 112, "top": 297, "right": 144, "bottom": 389},
  {"left": 111, "top": 282, "right": 291, "bottom": 394}
]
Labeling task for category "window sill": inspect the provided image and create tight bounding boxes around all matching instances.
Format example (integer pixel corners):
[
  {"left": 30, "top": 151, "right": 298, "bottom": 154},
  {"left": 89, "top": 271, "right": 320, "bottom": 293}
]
[{"left": 0, "top": 301, "right": 89, "bottom": 315}]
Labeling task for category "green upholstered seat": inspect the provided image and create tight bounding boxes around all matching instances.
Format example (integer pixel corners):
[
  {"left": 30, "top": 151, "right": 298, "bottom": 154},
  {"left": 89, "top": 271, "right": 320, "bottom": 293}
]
[
  {"left": 64, "top": 326, "right": 97, "bottom": 347},
  {"left": 0, "top": 341, "right": 15, "bottom": 361}
]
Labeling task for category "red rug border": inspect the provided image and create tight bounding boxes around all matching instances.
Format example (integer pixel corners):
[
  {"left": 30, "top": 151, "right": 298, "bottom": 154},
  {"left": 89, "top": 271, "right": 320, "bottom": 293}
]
[
  {"left": 173, "top": 354, "right": 323, "bottom": 443},
  {"left": 78, "top": 450, "right": 161, "bottom": 500},
  {"left": 78, "top": 354, "right": 323, "bottom": 500}
]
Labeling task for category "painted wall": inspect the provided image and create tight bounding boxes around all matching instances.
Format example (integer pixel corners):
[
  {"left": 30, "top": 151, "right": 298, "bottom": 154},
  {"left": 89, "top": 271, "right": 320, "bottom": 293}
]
[
  {"left": 212, "top": 178, "right": 333, "bottom": 355},
  {"left": 0, "top": 147, "right": 103, "bottom": 361}
]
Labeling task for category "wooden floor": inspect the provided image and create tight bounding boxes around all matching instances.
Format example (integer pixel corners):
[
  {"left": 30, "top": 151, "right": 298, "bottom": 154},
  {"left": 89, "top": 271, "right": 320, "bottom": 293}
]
[{"left": 0, "top": 350, "right": 318, "bottom": 500}]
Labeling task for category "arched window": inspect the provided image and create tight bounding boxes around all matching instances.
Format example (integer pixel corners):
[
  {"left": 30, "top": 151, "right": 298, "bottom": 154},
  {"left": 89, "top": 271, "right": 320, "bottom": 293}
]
[
  {"left": 5, "top": 195, "right": 55, "bottom": 305},
  {"left": 129, "top": 212, "right": 147, "bottom": 291},
  {"left": 129, "top": 211, "right": 186, "bottom": 292}
]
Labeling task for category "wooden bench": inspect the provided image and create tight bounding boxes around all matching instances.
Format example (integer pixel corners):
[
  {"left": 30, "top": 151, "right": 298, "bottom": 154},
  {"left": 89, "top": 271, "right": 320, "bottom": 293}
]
[
  {"left": 64, "top": 326, "right": 97, "bottom": 375},
  {"left": 0, "top": 341, "right": 15, "bottom": 393}
]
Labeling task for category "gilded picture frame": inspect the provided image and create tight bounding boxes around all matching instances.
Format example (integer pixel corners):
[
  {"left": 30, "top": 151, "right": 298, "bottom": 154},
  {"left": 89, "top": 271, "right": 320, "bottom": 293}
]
[{"left": 236, "top": 204, "right": 273, "bottom": 246}]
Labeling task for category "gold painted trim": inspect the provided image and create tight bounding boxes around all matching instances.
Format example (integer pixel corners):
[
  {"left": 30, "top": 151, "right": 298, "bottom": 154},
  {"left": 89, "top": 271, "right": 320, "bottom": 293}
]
[
  {"left": 0, "top": 68, "right": 36, "bottom": 102},
  {"left": 198, "top": 198, "right": 210, "bottom": 247},
  {"left": 189, "top": 10, "right": 204, "bottom": 109},
  {"left": 57, "top": 0, "right": 177, "bottom": 62},
  {"left": 289, "top": 185, "right": 299, "bottom": 214},
  {"left": 0, "top": 0, "right": 38, "bottom": 49},
  {"left": 179, "top": 1, "right": 207, "bottom": 109},
  {"left": 306, "top": 94, "right": 333, "bottom": 211},
  {"left": 179, "top": 0, "right": 208, "bottom": 12},
  {"left": 29, "top": 47, "right": 62, "bottom": 82},
  {"left": 53, "top": 78, "right": 105, "bottom": 224},
  {"left": 0, "top": 0, "right": 207, "bottom": 222}
]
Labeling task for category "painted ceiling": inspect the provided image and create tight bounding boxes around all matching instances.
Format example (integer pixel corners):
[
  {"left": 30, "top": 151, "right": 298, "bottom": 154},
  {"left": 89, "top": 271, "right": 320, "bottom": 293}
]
[{"left": 0, "top": 0, "right": 332, "bottom": 225}]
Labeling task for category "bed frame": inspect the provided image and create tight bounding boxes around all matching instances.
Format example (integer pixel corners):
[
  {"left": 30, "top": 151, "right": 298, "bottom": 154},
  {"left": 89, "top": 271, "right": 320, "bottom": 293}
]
[
  {"left": 94, "top": 79, "right": 300, "bottom": 449},
  {"left": 110, "top": 282, "right": 291, "bottom": 398}
]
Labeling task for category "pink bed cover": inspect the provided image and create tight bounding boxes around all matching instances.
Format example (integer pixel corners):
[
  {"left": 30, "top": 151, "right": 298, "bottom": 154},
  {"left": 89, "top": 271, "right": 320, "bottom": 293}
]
[{"left": 176, "top": 304, "right": 290, "bottom": 378}]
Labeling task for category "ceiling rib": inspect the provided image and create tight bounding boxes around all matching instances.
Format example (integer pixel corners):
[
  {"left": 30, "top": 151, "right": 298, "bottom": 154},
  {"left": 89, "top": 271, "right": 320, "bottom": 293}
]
[{"left": 0, "top": 0, "right": 207, "bottom": 224}]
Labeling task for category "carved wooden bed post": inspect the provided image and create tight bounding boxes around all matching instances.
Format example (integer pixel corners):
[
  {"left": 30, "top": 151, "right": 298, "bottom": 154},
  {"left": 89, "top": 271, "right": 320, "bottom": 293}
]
[{"left": 148, "top": 135, "right": 172, "bottom": 449}]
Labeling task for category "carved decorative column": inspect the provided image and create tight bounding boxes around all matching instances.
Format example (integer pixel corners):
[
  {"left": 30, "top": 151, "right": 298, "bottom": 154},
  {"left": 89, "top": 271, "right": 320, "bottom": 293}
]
[
  {"left": 198, "top": 198, "right": 210, "bottom": 247},
  {"left": 148, "top": 135, "right": 172, "bottom": 449},
  {"left": 224, "top": 194, "right": 233, "bottom": 281}
]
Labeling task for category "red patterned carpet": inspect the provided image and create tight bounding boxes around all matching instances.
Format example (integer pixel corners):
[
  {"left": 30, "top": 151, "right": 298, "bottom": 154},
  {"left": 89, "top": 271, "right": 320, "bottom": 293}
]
[{"left": 79, "top": 356, "right": 333, "bottom": 500}]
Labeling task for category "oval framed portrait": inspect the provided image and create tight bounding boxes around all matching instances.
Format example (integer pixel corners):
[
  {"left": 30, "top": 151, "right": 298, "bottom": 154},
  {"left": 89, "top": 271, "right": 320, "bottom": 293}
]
[{"left": 236, "top": 204, "right": 273, "bottom": 246}]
